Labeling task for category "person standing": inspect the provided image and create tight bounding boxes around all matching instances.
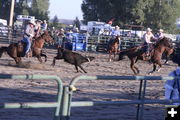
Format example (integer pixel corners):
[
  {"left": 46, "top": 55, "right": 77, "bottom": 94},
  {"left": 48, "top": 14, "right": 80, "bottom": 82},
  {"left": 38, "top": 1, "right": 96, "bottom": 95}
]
[
  {"left": 58, "top": 28, "right": 65, "bottom": 47},
  {"left": 165, "top": 52, "right": 180, "bottom": 105},
  {"left": 22, "top": 20, "right": 35, "bottom": 56}
]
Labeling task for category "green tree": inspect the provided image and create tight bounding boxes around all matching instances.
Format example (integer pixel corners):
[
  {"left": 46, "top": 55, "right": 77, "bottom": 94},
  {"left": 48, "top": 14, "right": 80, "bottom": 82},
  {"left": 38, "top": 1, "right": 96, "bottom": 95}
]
[
  {"left": 82, "top": 0, "right": 180, "bottom": 33},
  {"left": 73, "top": 17, "right": 81, "bottom": 29},
  {"left": 52, "top": 15, "right": 59, "bottom": 28},
  {"left": 30, "top": 0, "right": 50, "bottom": 21}
]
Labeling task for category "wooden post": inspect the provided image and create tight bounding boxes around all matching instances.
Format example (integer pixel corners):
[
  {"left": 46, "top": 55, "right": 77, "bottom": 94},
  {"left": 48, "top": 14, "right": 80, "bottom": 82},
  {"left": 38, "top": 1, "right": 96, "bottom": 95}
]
[{"left": 9, "top": 0, "right": 15, "bottom": 26}]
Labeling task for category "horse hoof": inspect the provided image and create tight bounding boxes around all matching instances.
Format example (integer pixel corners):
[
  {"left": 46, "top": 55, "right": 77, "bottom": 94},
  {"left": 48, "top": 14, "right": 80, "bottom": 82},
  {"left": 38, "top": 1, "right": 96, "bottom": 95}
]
[{"left": 157, "top": 68, "right": 161, "bottom": 72}]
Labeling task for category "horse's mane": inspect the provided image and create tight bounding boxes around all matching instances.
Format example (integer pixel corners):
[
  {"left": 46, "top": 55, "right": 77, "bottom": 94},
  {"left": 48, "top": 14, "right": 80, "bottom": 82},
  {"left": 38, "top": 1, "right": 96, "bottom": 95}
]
[
  {"left": 154, "top": 37, "right": 173, "bottom": 48},
  {"left": 35, "top": 31, "right": 49, "bottom": 41}
]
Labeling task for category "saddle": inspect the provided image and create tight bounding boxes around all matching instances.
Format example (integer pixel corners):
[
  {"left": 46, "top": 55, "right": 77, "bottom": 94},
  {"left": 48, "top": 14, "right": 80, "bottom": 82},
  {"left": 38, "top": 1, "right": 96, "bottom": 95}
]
[{"left": 17, "top": 41, "right": 32, "bottom": 57}]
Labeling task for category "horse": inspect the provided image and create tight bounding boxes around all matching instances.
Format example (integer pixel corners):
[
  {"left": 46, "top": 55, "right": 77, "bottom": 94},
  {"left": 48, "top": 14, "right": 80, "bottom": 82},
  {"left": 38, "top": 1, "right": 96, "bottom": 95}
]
[
  {"left": 107, "top": 36, "right": 120, "bottom": 61},
  {"left": 149, "top": 37, "right": 174, "bottom": 74},
  {"left": 118, "top": 37, "right": 174, "bottom": 74},
  {"left": 0, "top": 31, "right": 54, "bottom": 64}
]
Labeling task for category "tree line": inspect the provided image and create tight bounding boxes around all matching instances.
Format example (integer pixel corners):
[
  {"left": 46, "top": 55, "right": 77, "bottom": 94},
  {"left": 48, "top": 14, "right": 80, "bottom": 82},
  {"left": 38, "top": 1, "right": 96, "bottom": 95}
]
[
  {"left": 81, "top": 0, "right": 180, "bottom": 33},
  {"left": 0, "top": 0, "right": 49, "bottom": 24}
]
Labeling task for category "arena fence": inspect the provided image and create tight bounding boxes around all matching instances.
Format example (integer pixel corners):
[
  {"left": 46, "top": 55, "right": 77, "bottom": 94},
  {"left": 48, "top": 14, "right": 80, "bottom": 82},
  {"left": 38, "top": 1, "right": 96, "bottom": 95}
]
[
  {"left": 87, "top": 35, "right": 143, "bottom": 52},
  {"left": 60, "top": 75, "right": 180, "bottom": 120},
  {"left": 0, "top": 74, "right": 63, "bottom": 120}
]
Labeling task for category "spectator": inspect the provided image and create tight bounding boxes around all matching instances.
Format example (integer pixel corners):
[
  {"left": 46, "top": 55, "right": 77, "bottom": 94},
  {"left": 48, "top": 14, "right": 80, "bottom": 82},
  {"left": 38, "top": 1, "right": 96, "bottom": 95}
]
[
  {"left": 58, "top": 28, "right": 65, "bottom": 47},
  {"left": 165, "top": 52, "right": 180, "bottom": 105}
]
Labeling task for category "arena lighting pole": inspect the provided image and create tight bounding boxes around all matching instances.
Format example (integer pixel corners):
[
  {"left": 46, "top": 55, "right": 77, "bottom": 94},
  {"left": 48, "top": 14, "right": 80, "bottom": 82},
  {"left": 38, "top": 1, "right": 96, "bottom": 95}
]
[{"left": 9, "top": 0, "right": 15, "bottom": 26}]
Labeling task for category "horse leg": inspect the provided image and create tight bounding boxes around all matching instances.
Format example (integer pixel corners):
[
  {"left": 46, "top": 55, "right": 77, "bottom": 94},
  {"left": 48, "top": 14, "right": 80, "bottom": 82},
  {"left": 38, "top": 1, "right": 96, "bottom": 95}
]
[
  {"left": 164, "top": 55, "right": 169, "bottom": 64},
  {"left": 14, "top": 57, "right": 22, "bottom": 65},
  {"left": 78, "top": 65, "right": 87, "bottom": 73},
  {"left": 75, "top": 65, "right": 80, "bottom": 73},
  {"left": 113, "top": 51, "right": 116, "bottom": 61},
  {"left": 109, "top": 52, "right": 112, "bottom": 62},
  {"left": 36, "top": 55, "right": 43, "bottom": 63},
  {"left": 52, "top": 56, "right": 62, "bottom": 66},
  {"left": 148, "top": 63, "right": 157, "bottom": 75},
  {"left": 130, "top": 59, "right": 138, "bottom": 74},
  {"left": 40, "top": 53, "right": 47, "bottom": 62},
  {"left": 156, "top": 61, "right": 162, "bottom": 72}
]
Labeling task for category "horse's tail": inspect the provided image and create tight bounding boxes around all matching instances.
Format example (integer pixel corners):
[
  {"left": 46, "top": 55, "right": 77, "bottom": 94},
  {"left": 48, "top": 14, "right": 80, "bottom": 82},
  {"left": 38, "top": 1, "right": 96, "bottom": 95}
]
[{"left": 0, "top": 46, "right": 8, "bottom": 58}]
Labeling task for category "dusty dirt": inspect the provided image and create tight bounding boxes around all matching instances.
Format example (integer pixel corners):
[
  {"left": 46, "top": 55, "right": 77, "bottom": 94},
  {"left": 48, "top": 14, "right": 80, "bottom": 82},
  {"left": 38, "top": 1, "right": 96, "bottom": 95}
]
[{"left": 0, "top": 43, "right": 178, "bottom": 120}]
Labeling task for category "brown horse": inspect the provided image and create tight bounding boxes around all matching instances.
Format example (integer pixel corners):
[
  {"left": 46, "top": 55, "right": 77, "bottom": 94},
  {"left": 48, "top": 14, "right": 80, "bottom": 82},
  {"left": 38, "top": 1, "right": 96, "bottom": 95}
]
[
  {"left": 118, "top": 37, "right": 174, "bottom": 74},
  {"left": 0, "top": 31, "right": 54, "bottom": 64},
  {"left": 107, "top": 36, "right": 120, "bottom": 61},
  {"left": 149, "top": 37, "right": 174, "bottom": 74}
]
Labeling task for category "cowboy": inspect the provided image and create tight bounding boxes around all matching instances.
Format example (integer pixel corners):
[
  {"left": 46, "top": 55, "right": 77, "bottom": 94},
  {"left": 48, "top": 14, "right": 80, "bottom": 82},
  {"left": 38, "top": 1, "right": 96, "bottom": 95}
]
[
  {"left": 143, "top": 27, "right": 156, "bottom": 57},
  {"left": 22, "top": 20, "right": 35, "bottom": 56},
  {"left": 41, "top": 20, "right": 48, "bottom": 31},
  {"left": 157, "top": 29, "right": 165, "bottom": 39},
  {"left": 34, "top": 19, "right": 42, "bottom": 38},
  {"left": 111, "top": 25, "right": 120, "bottom": 38}
]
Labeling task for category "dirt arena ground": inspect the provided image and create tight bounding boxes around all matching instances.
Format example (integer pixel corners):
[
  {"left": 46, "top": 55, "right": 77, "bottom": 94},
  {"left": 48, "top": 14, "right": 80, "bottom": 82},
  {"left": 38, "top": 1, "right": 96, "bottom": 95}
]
[{"left": 0, "top": 44, "right": 178, "bottom": 120}]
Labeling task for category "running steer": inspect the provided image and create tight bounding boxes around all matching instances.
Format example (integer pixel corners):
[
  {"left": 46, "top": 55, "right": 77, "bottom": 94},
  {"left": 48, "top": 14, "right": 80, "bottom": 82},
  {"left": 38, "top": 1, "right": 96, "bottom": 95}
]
[{"left": 52, "top": 47, "right": 95, "bottom": 73}]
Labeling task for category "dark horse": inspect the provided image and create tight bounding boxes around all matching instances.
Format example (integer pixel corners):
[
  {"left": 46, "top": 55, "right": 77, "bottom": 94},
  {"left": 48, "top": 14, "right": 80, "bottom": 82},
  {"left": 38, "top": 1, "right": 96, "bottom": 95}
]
[
  {"left": 107, "top": 36, "right": 120, "bottom": 61},
  {"left": 0, "top": 31, "right": 54, "bottom": 64},
  {"left": 118, "top": 37, "right": 174, "bottom": 74}
]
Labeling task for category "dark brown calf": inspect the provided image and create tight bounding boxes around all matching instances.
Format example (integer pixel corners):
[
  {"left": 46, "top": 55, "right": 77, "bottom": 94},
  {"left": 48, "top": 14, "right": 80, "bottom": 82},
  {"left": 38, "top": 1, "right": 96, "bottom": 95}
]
[{"left": 52, "top": 48, "right": 95, "bottom": 73}]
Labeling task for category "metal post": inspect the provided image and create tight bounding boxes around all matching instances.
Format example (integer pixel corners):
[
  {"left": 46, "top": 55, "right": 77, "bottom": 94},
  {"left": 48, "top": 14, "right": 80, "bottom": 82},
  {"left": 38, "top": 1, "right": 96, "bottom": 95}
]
[
  {"left": 139, "top": 79, "right": 147, "bottom": 120},
  {"left": 136, "top": 79, "right": 143, "bottom": 120},
  {"left": 60, "top": 86, "right": 70, "bottom": 120}
]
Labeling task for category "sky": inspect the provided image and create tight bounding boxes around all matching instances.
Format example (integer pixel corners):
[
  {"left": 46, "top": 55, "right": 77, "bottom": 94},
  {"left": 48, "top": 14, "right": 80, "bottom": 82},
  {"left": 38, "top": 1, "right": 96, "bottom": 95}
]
[{"left": 49, "top": 0, "right": 83, "bottom": 20}]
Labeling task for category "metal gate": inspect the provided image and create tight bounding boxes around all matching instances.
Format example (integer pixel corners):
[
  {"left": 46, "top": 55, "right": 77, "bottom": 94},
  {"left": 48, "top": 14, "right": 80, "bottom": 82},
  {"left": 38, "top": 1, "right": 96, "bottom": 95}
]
[
  {"left": 60, "top": 75, "right": 180, "bottom": 120},
  {"left": 0, "top": 74, "right": 63, "bottom": 120}
]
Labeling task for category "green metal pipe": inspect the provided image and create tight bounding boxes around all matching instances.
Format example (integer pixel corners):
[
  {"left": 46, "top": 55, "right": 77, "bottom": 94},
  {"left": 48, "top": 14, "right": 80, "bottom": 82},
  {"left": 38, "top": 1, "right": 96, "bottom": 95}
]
[
  {"left": 0, "top": 74, "right": 63, "bottom": 120},
  {"left": 70, "top": 99, "right": 180, "bottom": 107},
  {"left": 0, "top": 102, "right": 58, "bottom": 109},
  {"left": 70, "top": 75, "right": 180, "bottom": 86},
  {"left": 60, "top": 87, "right": 70, "bottom": 120}
]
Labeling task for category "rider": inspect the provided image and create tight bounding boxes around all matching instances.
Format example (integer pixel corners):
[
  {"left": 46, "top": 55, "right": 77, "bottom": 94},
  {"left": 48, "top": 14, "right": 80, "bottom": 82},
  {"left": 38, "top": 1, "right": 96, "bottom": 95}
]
[
  {"left": 107, "top": 25, "right": 121, "bottom": 51},
  {"left": 111, "top": 25, "right": 120, "bottom": 38},
  {"left": 34, "top": 19, "right": 42, "bottom": 38},
  {"left": 143, "top": 27, "right": 156, "bottom": 57},
  {"left": 22, "top": 20, "right": 35, "bottom": 56},
  {"left": 157, "top": 29, "right": 165, "bottom": 39}
]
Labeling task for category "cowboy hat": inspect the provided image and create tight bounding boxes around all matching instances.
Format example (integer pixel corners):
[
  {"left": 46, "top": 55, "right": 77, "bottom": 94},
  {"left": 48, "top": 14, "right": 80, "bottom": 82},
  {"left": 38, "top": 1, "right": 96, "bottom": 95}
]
[
  {"left": 29, "top": 20, "right": 35, "bottom": 26},
  {"left": 115, "top": 25, "right": 119, "bottom": 28},
  {"left": 60, "top": 28, "right": 64, "bottom": 31},
  {"left": 146, "top": 28, "right": 152, "bottom": 32},
  {"left": 159, "top": 29, "right": 164, "bottom": 32}
]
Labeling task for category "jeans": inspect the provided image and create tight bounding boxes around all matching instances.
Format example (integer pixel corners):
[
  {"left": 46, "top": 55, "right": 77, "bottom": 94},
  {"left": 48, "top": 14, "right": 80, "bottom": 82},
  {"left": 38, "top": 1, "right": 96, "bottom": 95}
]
[{"left": 22, "top": 36, "right": 31, "bottom": 54}]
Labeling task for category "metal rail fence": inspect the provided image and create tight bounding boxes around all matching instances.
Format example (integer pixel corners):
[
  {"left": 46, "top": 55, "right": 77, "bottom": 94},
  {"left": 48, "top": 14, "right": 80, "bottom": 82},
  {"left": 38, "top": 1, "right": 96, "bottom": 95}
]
[
  {"left": 0, "top": 27, "right": 23, "bottom": 44},
  {"left": 87, "top": 35, "right": 143, "bottom": 52},
  {"left": 59, "top": 75, "right": 180, "bottom": 120},
  {"left": 0, "top": 74, "right": 63, "bottom": 120}
]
